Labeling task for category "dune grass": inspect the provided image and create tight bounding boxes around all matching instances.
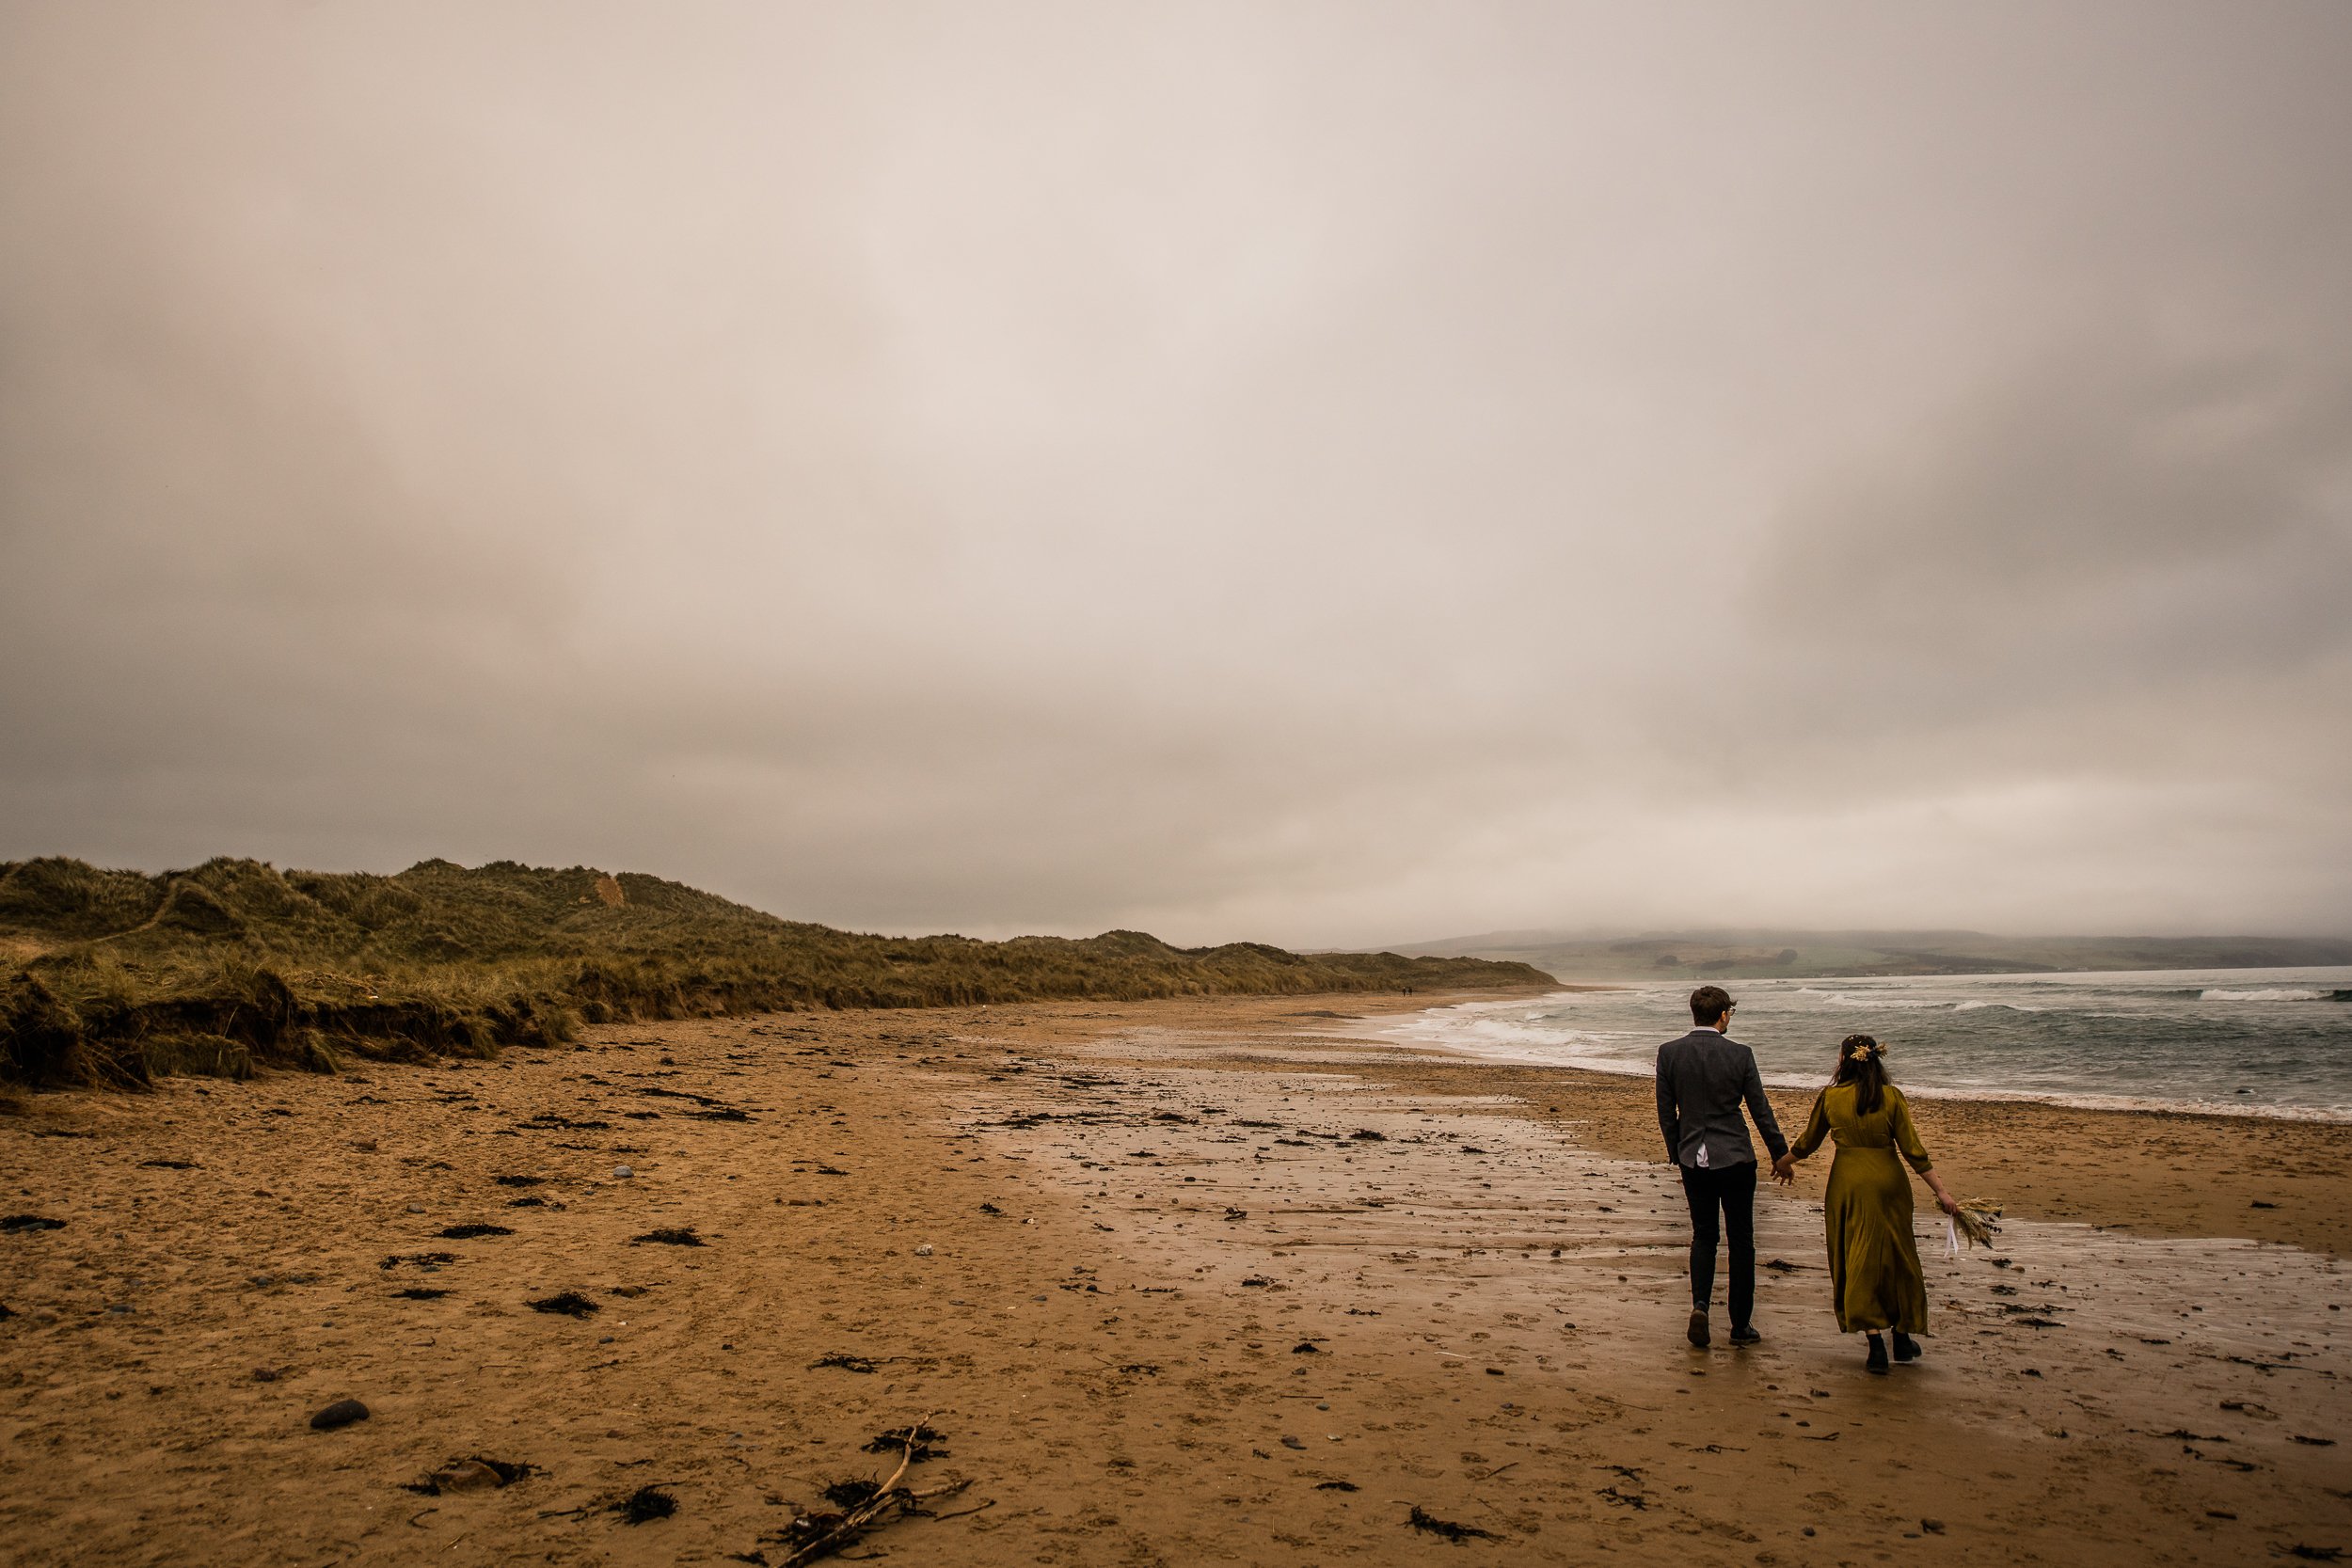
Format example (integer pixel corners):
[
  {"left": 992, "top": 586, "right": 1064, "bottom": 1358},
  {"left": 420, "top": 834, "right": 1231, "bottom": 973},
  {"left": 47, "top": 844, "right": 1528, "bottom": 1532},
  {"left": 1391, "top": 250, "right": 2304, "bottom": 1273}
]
[{"left": 0, "top": 856, "right": 1547, "bottom": 1088}]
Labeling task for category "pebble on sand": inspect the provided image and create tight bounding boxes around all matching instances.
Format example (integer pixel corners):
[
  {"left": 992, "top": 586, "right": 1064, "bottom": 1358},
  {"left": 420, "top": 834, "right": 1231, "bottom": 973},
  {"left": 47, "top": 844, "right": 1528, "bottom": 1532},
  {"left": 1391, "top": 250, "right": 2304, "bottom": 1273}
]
[
  {"left": 310, "top": 1399, "right": 370, "bottom": 1431},
  {"left": 612, "top": 1165, "right": 635, "bottom": 1180}
]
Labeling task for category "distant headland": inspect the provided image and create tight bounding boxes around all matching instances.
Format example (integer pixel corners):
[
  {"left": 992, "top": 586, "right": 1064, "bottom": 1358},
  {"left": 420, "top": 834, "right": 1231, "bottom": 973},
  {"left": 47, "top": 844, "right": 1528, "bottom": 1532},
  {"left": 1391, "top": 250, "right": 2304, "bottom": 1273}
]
[{"left": 1389, "top": 927, "right": 2352, "bottom": 982}]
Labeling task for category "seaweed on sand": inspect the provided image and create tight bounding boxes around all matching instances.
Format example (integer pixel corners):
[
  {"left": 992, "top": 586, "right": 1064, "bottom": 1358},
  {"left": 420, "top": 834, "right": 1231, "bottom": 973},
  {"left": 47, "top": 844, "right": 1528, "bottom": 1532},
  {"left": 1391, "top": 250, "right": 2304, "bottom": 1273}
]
[
  {"left": 859, "top": 1423, "right": 948, "bottom": 1461},
  {"left": 630, "top": 1227, "right": 706, "bottom": 1246},
  {"left": 615, "top": 1486, "right": 675, "bottom": 1524},
  {"left": 1407, "top": 1506, "right": 1499, "bottom": 1542}
]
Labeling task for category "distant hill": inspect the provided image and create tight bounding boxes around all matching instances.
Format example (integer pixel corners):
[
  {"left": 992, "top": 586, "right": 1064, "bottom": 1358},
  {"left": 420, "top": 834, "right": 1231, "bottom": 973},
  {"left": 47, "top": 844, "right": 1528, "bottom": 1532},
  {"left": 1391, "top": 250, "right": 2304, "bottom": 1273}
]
[
  {"left": 1388, "top": 927, "right": 2352, "bottom": 983},
  {"left": 0, "top": 857, "right": 1547, "bottom": 1087}
]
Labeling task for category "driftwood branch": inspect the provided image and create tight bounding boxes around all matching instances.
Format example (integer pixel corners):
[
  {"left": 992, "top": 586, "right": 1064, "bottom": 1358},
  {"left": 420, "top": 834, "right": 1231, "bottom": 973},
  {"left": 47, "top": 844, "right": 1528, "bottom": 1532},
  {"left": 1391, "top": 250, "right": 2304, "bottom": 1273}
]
[{"left": 774, "top": 1417, "right": 975, "bottom": 1568}]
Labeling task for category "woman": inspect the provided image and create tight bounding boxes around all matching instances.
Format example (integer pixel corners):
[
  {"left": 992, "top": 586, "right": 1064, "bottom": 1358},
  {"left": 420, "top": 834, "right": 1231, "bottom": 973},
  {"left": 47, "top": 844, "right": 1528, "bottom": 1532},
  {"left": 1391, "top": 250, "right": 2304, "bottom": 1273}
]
[{"left": 1772, "top": 1035, "right": 1962, "bottom": 1374}]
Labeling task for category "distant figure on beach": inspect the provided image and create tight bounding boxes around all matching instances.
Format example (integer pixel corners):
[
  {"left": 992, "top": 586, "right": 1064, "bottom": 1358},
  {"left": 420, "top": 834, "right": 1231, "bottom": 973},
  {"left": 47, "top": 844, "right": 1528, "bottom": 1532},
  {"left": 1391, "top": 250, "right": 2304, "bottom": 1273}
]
[
  {"left": 1655, "top": 985, "right": 1788, "bottom": 1348},
  {"left": 1772, "top": 1034, "right": 1963, "bottom": 1374}
]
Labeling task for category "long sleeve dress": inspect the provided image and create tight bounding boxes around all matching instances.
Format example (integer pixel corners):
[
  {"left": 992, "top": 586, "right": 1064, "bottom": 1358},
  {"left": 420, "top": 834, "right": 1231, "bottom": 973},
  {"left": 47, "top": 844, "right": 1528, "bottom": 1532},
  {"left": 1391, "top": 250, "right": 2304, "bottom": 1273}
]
[{"left": 1788, "top": 1082, "right": 1935, "bottom": 1334}]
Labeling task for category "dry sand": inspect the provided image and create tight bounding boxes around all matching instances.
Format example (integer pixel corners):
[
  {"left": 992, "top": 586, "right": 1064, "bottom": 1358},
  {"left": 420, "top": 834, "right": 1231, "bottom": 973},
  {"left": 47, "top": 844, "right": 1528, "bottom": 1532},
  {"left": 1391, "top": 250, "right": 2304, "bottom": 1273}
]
[{"left": 2, "top": 992, "right": 2345, "bottom": 1565}]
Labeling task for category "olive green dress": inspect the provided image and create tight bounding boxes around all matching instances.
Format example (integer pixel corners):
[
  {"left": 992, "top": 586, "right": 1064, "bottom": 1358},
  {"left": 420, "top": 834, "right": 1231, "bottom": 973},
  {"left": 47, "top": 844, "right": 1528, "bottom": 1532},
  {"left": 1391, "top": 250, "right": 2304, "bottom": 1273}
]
[{"left": 1788, "top": 1083, "right": 1934, "bottom": 1334}]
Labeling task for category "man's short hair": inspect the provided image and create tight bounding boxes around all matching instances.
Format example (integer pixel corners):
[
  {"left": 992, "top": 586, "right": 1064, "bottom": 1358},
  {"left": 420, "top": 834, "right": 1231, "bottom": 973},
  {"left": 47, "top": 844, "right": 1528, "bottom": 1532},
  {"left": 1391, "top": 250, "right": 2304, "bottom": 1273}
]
[{"left": 1689, "top": 985, "right": 1733, "bottom": 1025}]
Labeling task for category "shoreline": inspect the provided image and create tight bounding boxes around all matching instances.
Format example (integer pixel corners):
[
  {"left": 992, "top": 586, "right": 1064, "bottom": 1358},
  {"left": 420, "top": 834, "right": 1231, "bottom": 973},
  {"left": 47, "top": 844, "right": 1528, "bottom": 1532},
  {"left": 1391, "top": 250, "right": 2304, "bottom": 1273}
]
[
  {"left": 1366, "top": 986, "right": 2352, "bottom": 1127},
  {"left": 1113, "top": 1003, "right": 2352, "bottom": 1259},
  {"left": 1403, "top": 1037, "right": 2352, "bottom": 1127},
  {"left": 2, "top": 990, "right": 2345, "bottom": 1565}
]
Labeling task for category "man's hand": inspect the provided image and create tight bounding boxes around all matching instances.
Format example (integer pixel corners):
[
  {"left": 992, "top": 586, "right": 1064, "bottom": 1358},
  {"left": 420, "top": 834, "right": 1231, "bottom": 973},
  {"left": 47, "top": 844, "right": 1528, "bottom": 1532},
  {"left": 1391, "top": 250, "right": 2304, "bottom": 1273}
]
[{"left": 1771, "top": 1154, "right": 1797, "bottom": 1185}]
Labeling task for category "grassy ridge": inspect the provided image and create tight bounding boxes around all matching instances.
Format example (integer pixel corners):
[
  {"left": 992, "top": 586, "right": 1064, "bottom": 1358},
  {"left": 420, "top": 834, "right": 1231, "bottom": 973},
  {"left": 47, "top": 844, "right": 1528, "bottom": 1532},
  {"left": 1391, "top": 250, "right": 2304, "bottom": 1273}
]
[{"left": 0, "top": 857, "right": 1547, "bottom": 1087}]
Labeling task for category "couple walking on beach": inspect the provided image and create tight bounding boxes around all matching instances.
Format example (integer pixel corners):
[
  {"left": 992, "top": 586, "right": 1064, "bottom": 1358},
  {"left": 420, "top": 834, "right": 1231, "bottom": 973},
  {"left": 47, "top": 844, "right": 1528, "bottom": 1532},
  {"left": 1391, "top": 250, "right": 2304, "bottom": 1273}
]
[{"left": 1656, "top": 984, "right": 1963, "bottom": 1373}]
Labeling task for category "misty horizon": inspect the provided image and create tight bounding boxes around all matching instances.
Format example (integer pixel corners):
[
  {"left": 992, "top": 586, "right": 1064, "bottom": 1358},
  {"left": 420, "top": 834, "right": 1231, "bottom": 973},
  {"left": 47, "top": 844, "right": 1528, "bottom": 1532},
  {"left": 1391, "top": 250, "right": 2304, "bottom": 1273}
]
[{"left": 5, "top": 4, "right": 2348, "bottom": 948}]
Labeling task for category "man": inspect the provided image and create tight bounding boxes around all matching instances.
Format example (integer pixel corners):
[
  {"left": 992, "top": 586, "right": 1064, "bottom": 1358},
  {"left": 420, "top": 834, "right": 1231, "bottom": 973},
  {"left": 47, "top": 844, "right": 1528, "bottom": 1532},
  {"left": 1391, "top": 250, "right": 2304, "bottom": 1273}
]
[{"left": 1656, "top": 985, "right": 1787, "bottom": 1348}]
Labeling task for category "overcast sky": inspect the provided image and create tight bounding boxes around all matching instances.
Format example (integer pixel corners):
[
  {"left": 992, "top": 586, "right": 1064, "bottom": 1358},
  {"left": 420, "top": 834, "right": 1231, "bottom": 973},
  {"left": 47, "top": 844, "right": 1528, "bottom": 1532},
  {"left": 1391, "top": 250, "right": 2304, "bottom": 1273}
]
[{"left": 3, "top": 3, "right": 2347, "bottom": 946}]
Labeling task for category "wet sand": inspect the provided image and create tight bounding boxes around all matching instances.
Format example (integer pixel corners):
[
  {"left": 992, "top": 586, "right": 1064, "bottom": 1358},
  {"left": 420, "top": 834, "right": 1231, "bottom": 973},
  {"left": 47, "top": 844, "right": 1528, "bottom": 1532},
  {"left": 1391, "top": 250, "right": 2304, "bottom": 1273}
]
[{"left": 2, "top": 993, "right": 2345, "bottom": 1565}]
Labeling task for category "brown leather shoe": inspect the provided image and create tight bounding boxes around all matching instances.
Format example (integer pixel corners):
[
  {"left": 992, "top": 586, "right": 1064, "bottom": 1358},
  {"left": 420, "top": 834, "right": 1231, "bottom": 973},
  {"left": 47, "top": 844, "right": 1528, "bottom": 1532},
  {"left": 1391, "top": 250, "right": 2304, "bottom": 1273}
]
[{"left": 1687, "top": 1309, "right": 1710, "bottom": 1348}]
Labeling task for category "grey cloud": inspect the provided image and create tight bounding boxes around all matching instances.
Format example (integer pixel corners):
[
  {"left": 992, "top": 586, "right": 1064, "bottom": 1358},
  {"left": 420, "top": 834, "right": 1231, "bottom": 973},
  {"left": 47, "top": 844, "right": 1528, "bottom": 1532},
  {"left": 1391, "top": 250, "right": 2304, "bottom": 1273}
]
[
  {"left": 1752, "top": 338, "right": 2352, "bottom": 721},
  {"left": 3, "top": 3, "right": 2349, "bottom": 944}
]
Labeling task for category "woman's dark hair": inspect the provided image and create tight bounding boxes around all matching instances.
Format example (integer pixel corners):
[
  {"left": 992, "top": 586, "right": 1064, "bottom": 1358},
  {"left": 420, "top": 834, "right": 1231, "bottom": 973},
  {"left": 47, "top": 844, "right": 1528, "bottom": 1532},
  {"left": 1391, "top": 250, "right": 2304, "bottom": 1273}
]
[{"left": 1832, "top": 1033, "right": 1890, "bottom": 1117}]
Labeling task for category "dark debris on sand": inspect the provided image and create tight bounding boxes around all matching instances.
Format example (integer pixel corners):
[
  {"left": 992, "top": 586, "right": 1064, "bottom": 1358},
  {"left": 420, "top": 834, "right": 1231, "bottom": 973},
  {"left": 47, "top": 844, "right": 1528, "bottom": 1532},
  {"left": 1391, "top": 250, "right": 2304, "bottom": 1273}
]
[
  {"left": 2, "top": 1215, "right": 66, "bottom": 1232},
  {"left": 1408, "top": 1505, "right": 1499, "bottom": 1542},
  {"left": 437, "top": 1223, "right": 514, "bottom": 1240},
  {"left": 632, "top": 1227, "right": 707, "bottom": 1246},
  {"left": 860, "top": 1423, "right": 948, "bottom": 1461},
  {"left": 615, "top": 1485, "right": 676, "bottom": 1524},
  {"left": 527, "top": 1291, "right": 599, "bottom": 1317},
  {"left": 380, "top": 1251, "right": 459, "bottom": 1270},
  {"left": 392, "top": 1287, "right": 450, "bottom": 1300},
  {"left": 402, "top": 1456, "right": 535, "bottom": 1496},
  {"left": 310, "top": 1399, "right": 370, "bottom": 1431},
  {"left": 811, "top": 1354, "right": 876, "bottom": 1373},
  {"left": 823, "top": 1479, "right": 883, "bottom": 1509}
]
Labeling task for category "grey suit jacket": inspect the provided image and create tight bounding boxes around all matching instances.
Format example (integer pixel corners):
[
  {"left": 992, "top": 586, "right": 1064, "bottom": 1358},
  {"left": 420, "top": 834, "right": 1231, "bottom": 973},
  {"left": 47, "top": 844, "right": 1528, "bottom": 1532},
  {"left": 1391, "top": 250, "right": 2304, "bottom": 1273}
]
[{"left": 1655, "top": 1028, "right": 1788, "bottom": 1170}]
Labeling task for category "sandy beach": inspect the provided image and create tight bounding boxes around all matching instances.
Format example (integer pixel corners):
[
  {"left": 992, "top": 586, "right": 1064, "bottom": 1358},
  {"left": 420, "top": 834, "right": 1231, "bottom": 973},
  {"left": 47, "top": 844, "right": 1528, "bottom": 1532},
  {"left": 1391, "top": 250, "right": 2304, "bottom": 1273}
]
[{"left": 3, "top": 991, "right": 2345, "bottom": 1565}]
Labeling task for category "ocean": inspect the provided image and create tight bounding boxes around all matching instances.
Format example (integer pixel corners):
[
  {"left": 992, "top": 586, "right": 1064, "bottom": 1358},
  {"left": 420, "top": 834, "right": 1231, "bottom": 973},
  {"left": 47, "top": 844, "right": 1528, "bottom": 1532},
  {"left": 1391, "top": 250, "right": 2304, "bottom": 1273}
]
[{"left": 1371, "top": 966, "right": 2352, "bottom": 1120}]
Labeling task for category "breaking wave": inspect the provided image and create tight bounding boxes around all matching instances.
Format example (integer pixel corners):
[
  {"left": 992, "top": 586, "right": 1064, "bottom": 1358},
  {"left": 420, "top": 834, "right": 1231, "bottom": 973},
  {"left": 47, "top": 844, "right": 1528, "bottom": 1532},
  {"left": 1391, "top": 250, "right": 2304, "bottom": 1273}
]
[{"left": 2201, "top": 988, "right": 2345, "bottom": 1002}]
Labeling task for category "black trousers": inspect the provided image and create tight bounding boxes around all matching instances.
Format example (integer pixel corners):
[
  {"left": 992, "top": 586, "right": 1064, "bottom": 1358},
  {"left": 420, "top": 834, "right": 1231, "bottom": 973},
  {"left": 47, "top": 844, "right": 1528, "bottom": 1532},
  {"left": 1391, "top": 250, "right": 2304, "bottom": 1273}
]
[{"left": 1678, "top": 1163, "right": 1757, "bottom": 1326}]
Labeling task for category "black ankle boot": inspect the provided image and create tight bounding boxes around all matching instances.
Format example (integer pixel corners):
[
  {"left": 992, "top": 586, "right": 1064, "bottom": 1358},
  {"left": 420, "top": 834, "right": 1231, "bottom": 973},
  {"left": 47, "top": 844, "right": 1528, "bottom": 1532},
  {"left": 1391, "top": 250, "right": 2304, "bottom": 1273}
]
[
  {"left": 1866, "top": 1335, "right": 1889, "bottom": 1374},
  {"left": 1892, "top": 1331, "right": 1921, "bottom": 1362}
]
